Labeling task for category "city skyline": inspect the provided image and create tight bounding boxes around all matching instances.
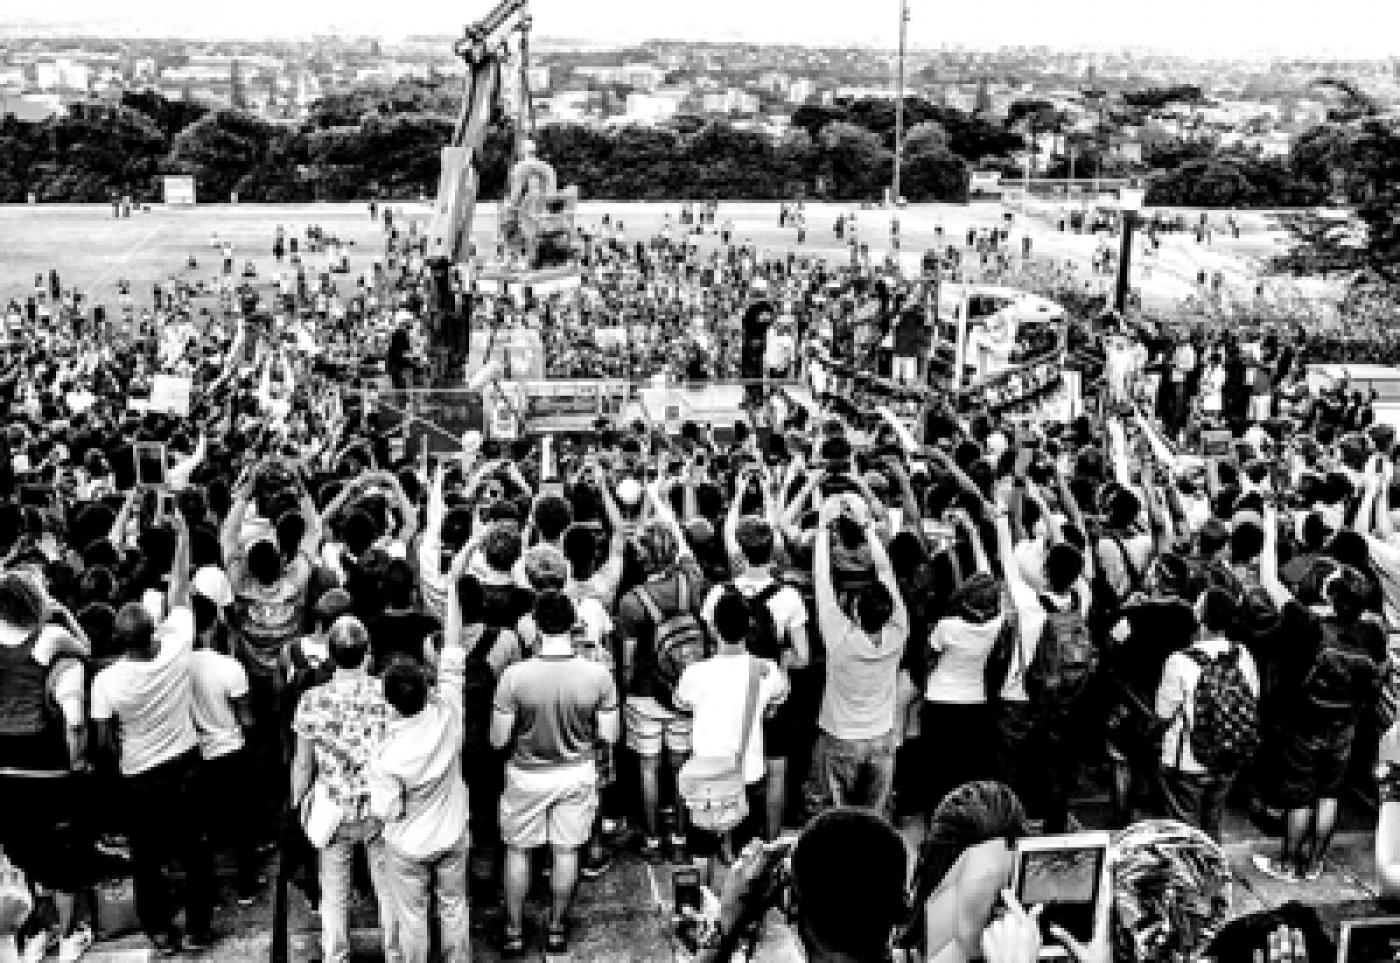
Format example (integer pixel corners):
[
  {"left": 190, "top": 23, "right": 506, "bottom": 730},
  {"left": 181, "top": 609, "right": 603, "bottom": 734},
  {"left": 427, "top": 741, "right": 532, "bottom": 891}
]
[{"left": 3, "top": 0, "right": 1399, "bottom": 58}]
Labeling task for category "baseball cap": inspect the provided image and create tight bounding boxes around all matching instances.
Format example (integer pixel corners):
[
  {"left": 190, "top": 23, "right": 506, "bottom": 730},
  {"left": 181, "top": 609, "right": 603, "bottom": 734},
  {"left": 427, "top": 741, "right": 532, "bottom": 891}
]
[
  {"left": 615, "top": 477, "right": 643, "bottom": 507},
  {"left": 313, "top": 587, "right": 354, "bottom": 621},
  {"left": 684, "top": 517, "right": 715, "bottom": 546},
  {"left": 192, "top": 566, "right": 233, "bottom": 608}
]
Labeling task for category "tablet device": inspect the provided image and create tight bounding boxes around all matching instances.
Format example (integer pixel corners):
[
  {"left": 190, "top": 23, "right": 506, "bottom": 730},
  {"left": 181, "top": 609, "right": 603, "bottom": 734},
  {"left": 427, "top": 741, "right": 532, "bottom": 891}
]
[
  {"left": 1011, "top": 832, "right": 1111, "bottom": 959},
  {"left": 19, "top": 484, "right": 55, "bottom": 509},
  {"left": 133, "top": 442, "right": 168, "bottom": 489},
  {"left": 1336, "top": 917, "right": 1400, "bottom": 962}
]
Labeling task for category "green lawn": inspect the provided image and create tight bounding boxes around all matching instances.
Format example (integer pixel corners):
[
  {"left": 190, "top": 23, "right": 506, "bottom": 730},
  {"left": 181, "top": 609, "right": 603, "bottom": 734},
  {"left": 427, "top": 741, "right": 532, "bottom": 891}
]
[{"left": 0, "top": 200, "right": 1285, "bottom": 313}]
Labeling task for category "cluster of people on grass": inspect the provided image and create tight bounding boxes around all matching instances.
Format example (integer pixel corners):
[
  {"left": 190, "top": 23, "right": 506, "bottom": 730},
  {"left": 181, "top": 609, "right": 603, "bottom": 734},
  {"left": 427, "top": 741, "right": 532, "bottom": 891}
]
[{"left": 3, "top": 207, "right": 1400, "bottom": 963}]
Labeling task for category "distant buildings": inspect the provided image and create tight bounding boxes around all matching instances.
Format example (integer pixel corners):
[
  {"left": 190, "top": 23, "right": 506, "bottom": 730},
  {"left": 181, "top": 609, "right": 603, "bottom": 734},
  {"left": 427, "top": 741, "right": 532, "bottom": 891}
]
[
  {"left": 0, "top": 34, "right": 1391, "bottom": 165},
  {"left": 700, "top": 88, "right": 760, "bottom": 114},
  {"left": 575, "top": 63, "right": 668, "bottom": 91},
  {"left": 625, "top": 90, "right": 687, "bottom": 122},
  {"left": 0, "top": 91, "right": 64, "bottom": 121}
]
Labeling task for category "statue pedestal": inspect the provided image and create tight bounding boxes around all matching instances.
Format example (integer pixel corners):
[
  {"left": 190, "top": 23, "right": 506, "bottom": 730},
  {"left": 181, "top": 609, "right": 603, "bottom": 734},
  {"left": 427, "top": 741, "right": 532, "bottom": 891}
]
[{"left": 473, "top": 262, "right": 582, "bottom": 299}]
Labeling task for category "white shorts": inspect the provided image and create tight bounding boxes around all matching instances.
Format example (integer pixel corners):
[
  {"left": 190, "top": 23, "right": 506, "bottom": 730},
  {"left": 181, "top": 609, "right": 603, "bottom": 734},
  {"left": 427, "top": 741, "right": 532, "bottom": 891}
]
[{"left": 499, "top": 763, "right": 599, "bottom": 850}]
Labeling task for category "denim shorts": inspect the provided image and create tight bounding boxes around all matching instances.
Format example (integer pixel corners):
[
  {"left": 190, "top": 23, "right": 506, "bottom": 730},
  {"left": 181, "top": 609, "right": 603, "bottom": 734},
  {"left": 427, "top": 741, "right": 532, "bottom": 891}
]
[{"left": 806, "top": 728, "right": 895, "bottom": 815}]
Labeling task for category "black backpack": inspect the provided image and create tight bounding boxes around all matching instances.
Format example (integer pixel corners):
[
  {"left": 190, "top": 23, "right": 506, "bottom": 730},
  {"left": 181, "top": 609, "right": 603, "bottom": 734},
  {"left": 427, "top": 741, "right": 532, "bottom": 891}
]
[
  {"left": 1302, "top": 621, "right": 1381, "bottom": 720},
  {"left": 459, "top": 627, "right": 501, "bottom": 767},
  {"left": 737, "top": 582, "right": 785, "bottom": 662},
  {"left": 1025, "top": 590, "right": 1098, "bottom": 705},
  {"left": 636, "top": 577, "right": 712, "bottom": 711},
  {"left": 1090, "top": 533, "right": 1143, "bottom": 638},
  {"left": 1182, "top": 645, "right": 1259, "bottom": 771}
]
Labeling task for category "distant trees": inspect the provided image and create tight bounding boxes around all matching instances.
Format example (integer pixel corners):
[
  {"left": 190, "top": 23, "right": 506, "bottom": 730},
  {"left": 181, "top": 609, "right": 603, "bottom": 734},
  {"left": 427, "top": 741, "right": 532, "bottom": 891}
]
[
  {"left": 166, "top": 110, "right": 282, "bottom": 200},
  {"left": 1145, "top": 154, "right": 1324, "bottom": 208},
  {"left": 0, "top": 83, "right": 1380, "bottom": 216},
  {"left": 1273, "top": 114, "right": 1400, "bottom": 287},
  {"left": 900, "top": 121, "right": 968, "bottom": 202}
]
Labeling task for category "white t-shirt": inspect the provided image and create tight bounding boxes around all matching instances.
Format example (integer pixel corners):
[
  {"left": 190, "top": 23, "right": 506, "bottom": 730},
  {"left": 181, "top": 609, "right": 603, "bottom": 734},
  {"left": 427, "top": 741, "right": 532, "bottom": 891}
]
[
  {"left": 189, "top": 649, "right": 250, "bottom": 761},
  {"left": 675, "top": 653, "right": 788, "bottom": 784},
  {"left": 90, "top": 607, "right": 198, "bottom": 776},
  {"left": 926, "top": 615, "right": 1005, "bottom": 704},
  {"left": 1200, "top": 365, "right": 1226, "bottom": 412}
]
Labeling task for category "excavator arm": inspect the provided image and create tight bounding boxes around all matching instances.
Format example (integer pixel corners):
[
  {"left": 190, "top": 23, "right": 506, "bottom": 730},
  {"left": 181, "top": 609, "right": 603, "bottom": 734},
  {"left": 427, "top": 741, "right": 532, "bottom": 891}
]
[{"left": 427, "top": 0, "right": 531, "bottom": 265}]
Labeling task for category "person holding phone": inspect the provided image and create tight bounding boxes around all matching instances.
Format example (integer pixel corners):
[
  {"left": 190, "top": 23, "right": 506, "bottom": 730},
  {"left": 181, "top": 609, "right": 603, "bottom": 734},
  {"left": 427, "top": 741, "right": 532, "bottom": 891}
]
[{"left": 682, "top": 807, "right": 908, "bottom": 963}]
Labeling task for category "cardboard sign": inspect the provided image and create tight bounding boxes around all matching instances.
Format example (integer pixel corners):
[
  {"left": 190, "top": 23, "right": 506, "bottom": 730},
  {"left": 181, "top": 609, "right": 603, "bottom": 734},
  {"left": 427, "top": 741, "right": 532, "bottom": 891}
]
[{"left": 148, "top": 375, "right": 192, "bottom": 416}]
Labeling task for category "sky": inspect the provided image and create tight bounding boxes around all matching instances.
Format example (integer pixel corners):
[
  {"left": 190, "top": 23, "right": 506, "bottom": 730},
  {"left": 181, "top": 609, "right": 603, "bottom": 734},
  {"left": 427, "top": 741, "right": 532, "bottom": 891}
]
[{"left": 4, "top": 0, "right": 1399, "bottom": 57}]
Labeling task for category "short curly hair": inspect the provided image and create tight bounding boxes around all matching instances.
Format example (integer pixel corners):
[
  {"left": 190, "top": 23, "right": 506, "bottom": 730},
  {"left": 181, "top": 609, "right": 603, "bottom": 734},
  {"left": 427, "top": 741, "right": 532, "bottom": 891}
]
[
  {"left": 481, "top": 523, "right": 523, "bottom": 574},
  {"left": 521, "top": 544, "right": 569, "bottom": 592},
  {"left": 636, "top": 520, "right": 679, "bottom": 576},
  {"left": 0, "top": 570, "right": 47, "bottom": 632}
]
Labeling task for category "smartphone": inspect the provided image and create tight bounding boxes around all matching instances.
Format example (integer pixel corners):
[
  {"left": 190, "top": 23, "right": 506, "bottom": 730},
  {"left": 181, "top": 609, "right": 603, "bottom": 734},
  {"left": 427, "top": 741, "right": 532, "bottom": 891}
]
[
  {"left": 673, "top": 867, "right": 702, "bottom": 916},
  {"left": 133, "top": 442, "right": 168, "bottom": 488},
  {"left": 1010, "top": 833, "right": 1111, "bottom": 959},
  {"left": 19, "top": 484, "right": 54, "bottom": 509},
  {"left": 154, "top": 490, "right": 179, "bottom": 525},
  {"left": 1014, "top": 446, "right": 1035, "bottom": 479}
]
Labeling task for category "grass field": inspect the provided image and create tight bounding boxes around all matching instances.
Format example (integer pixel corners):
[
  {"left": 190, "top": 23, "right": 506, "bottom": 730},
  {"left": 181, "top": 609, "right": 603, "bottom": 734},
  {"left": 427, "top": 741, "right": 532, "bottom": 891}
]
[{"left": 0, "top": 199, "right": 1294, "bottom": 316}]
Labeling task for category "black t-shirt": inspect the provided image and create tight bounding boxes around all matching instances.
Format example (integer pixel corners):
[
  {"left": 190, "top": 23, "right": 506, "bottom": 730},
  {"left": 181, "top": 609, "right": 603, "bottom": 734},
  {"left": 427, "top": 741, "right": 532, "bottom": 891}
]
[
  {"left": 366, "top": 610, "right": 442, "bottom": 675},
  {"left": 1107, "top": 596, "right": 1196, "bottom": 699},
  {"left": 387, "top": 329, "right": 411, "bottom": 368}
]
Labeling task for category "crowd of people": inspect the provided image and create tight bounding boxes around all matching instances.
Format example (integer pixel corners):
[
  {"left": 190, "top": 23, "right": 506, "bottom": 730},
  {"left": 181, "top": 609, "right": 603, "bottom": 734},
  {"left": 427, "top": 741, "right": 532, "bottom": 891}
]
[{"left": 0, "top": 204, "right": 1398, "bottom": 963}]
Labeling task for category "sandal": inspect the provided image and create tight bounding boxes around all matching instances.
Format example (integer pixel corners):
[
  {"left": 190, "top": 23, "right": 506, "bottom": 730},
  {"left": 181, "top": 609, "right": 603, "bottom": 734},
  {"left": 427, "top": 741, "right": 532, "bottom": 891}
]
[
  {"left": 546, "top": 922, "right": 569, "bottom": 954},
  {"left": 501, "top": 927, "right": 525, "bottom": 958}
]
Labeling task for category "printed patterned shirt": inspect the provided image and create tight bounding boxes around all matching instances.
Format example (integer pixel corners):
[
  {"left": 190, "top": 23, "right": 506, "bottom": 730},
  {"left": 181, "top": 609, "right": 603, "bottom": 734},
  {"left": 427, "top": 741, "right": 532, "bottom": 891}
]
[{"left": 293, "top": 672, "right": 393, "bottom": 824}]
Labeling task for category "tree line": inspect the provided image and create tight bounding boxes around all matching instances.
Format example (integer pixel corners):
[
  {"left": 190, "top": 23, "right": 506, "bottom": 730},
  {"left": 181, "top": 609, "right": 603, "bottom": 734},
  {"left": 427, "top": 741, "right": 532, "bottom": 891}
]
[{"left": 0, "top": 83, "right": 1385, "bottom": 216}]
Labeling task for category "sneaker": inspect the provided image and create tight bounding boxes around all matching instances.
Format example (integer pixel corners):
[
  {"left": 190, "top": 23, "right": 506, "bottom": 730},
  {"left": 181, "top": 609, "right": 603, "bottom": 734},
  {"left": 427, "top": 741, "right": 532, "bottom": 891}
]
[
  {"left": 1302, "top": 860, "right": 1327, "bottom": 883},
  {"left": 640, "top": 836, "right": 664, "bottom": 864},
  {"left": 21, "top": 931, "right": 50, "bottom": 963},
  {"left": 184, "top": 929, "right": 220, "bottom": 952},
  {"left": 95, "top": 834, "right": 132, "bottom": 861},
  {"left": 1252, "top": 853, "right": 1299, "bottom": 883},
  {"left": 581, "top": 850, "right": 613, "bottom": 879},
  {"left": 667, "top": 835, "right": 688, "bottom": 864},
  {"left": 150, "top": 930, "right": 183, "bottom": 958},
  {"left": 546, "top": 922, "right": 569, "bottom": 955},
  {"left": 58, "top": 924, "right": 95, "bottom": 963}
]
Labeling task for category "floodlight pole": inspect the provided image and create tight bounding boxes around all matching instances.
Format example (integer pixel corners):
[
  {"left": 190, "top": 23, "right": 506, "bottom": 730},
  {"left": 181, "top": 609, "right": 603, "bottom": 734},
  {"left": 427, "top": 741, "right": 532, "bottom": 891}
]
[{"left": 893, "top": 0, "right": 908, "bottom": 205}]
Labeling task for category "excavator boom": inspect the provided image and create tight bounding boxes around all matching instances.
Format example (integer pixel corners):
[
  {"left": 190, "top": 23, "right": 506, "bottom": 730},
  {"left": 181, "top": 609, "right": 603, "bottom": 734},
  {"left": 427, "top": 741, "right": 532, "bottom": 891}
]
[{"left": 427, "top": 0, "right": 530, "bottom": 265}]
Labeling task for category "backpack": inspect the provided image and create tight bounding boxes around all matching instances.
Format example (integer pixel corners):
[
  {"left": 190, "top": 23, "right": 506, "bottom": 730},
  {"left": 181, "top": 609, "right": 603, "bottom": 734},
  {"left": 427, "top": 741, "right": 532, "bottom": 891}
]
[
  {"left": 1025, "top": 590, "right": 1098, "bottom": 705},
  {"left": 982, "top": 608, "right": 1022, "bottom": 702},
  {"left": 459, "top": 627, "right": 501, "bottom": 765},
  {"left": 1182, "top": 645, "right": 1259, "bottom": 771},
  {"left": 1090, "top": 533, "right": 1143, "bottom": 641},
  {"left": 636, "top": 576, "right": 712, "bottom": 711},
  {"left": 738, "top": 582, "right": 785, "bottom": 663},
  {"left": 1301, "top": 621, "right": 1381, "bottom": 720}
]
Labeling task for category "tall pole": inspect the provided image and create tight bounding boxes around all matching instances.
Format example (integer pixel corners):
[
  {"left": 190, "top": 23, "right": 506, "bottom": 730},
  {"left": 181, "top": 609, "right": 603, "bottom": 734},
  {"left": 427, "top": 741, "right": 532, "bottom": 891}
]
[
  {"left": 1115, "top": 210, "right": 1136, "bottom": 314},
  {"left": 893, "top": 0, "right": 908, "bottom": 205}
]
